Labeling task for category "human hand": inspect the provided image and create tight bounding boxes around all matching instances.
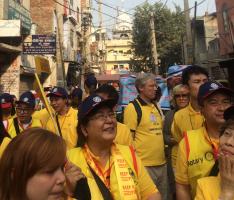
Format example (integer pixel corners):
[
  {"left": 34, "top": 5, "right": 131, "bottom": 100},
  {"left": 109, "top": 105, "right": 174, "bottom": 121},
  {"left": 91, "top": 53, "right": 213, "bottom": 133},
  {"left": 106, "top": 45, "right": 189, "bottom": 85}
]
[
  {"left": 64, "top": 161, "right": 86, "bottom": 196},
  {"left": 219, "top": 154, "right": 234, "bottom": 200}
]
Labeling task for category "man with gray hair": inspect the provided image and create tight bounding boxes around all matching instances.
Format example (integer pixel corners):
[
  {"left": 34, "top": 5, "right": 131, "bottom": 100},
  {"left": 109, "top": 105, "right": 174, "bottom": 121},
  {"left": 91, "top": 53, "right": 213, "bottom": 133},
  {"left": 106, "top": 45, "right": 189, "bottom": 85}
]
[{"left": 124, "top": 73, "right": 168, "bottom": 200}]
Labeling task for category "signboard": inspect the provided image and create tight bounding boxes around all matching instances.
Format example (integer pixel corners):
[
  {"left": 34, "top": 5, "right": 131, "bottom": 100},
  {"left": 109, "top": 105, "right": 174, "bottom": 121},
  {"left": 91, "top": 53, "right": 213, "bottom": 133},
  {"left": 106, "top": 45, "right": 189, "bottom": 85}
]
[
  {"left": 8, "top": 0, "right": 31, "bottom": 34},
  {"left": 0, "top": 20, "right": 21, "bottom": 37},
  {"left": 23, "top": 35, "right": 56, "bottom": 55}
]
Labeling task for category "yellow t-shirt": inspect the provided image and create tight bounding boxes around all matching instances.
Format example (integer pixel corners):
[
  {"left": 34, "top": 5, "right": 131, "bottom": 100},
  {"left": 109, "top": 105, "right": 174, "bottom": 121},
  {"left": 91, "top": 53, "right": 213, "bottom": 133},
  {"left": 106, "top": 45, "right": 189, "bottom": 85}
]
[
  {"left": 45, "top": 107, "right": 78, "bottom": 149},
  {"left": 0, "top": 137, "right": 11, "bottom": 157},
  {"left": 114, "top": 122, "right": 133, "bottom": 146},
  {"left": 175, "top": 126, "right": 219, "bottom": 198},
  {"left": 33, "top": 108, "right": 51, "bottom": 128},
  {"left": 67, "top": 144, "right": 158, "bottom": 200},
  {"left": 7, "top": 117, "right": 42, "bottom": 138},
  {"left": 124, "top": 97, "right": 165, "bottom": 166},
  {"left": 171, "top": 103, "right": 204, "bottom": 168},
  {"left": 195, "top": 176, "right": 230, "bottom": 200}
]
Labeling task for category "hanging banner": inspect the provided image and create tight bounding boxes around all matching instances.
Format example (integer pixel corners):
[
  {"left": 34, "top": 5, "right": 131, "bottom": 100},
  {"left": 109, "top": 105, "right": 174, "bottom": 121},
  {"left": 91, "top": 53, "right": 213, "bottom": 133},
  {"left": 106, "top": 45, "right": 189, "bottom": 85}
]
[{"left": 119, "top": 75, "right": 170, "bottom": 111}]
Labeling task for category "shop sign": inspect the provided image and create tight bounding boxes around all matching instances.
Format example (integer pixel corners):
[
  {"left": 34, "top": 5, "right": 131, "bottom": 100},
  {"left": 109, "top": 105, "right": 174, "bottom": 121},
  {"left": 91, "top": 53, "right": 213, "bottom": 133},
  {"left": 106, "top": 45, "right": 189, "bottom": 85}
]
[{"left": 23, "top": 35, "right": 56, "bottom": 55}]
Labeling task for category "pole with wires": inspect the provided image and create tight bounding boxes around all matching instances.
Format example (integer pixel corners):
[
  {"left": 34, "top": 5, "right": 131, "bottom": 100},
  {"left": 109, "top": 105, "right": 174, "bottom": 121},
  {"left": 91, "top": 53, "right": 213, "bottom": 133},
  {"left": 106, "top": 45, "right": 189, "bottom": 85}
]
[{"left": 150, "top": 12, "right": 159, "bottom": 75}]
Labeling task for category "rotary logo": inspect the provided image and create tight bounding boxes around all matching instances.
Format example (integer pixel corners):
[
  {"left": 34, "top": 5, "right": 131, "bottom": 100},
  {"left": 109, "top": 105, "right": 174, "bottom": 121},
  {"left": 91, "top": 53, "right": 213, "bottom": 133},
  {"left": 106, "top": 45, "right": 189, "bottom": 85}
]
[
  {"left": 93, "top": 96, "right": 101, "bottom": 103},
  {"left": 23, "top": 97, "right": 29, "bottom": 102},
  {"left": 53, "top": 88, "right": 58, "bottom": 93},
  {"left": 210, "top": 83, "right": 219, "bottom": 90}
]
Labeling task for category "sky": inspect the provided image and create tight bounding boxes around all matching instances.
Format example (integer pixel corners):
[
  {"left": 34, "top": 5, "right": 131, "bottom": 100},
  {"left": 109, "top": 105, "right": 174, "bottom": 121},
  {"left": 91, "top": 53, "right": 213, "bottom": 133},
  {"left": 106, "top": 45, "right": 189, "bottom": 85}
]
[{"left": 91, "top": 0, "right": 217, "bottom": 32}]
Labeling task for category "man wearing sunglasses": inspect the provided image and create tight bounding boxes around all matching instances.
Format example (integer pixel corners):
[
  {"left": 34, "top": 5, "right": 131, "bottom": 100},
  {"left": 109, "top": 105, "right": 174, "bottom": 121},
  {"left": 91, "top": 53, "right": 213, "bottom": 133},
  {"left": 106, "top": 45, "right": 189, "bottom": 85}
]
[{"left": 7, "top": 91, "right": 42, "bottom": 138}]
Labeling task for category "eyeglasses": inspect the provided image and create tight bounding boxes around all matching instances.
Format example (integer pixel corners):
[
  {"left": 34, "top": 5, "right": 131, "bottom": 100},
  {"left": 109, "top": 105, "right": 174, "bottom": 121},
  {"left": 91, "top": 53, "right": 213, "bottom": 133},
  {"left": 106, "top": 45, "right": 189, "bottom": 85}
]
[
  {"left": 90, "top": 112, "right": 116, "bottom": 121},
  {"left": 174, "top": 94, "right": 189, "bottom": 99},
  {"left": 15, "top": 107, "right": 32, "bottom": 114},
  {"left": 206, "top": 99, "right": 232, "bottom": 107}
]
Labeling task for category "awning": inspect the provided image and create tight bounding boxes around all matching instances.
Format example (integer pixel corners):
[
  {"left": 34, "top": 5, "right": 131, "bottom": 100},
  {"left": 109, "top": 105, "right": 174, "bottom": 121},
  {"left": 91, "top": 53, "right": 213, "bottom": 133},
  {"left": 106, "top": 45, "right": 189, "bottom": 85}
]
[
  {"left": 34, "top": 56, "right": 51, "bottom": 74},
  {"left": 219, "top": 58, "right": 234, "bottom": 68},
  {"left": 0, "top": 43, "right": 22, "bottom": 53},
  {"left": 96, "top": 74, "right": 120, "bottom": 83}
]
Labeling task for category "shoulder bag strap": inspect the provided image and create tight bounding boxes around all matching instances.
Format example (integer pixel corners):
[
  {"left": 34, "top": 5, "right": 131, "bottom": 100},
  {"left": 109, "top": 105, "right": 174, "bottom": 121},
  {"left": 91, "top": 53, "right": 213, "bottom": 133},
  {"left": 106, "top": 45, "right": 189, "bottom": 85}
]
[
  {"left": 13, "top": 118, "right": 21, "bottom": 135},
  {"left": 55, "top": 115, "right": 63, "bottom": 137},
  {"left": 88, "top": 165, "right": 113, "bottom": 200},
  {"left": 209, "top": 158, "right": 219, "bottom": 176}
]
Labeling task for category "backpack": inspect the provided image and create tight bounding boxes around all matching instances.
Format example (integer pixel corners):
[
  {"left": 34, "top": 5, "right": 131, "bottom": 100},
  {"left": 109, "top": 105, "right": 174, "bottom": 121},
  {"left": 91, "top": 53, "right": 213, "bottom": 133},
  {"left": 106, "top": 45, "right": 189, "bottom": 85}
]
[{"left": 116, "top": 99, "right": 142, "bottom": 126}]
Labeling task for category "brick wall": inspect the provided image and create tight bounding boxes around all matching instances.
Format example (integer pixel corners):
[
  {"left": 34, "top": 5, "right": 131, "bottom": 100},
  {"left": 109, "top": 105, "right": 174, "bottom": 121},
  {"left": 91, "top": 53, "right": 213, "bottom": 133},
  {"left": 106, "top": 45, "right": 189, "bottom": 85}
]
[
  {"left": 215, "top": 0, "right": 234, "bottom": 56},
  {"left": 30, "top": 0, "right": 55, "bottom": 34},
  {"left": 0, "top": 55, "right": 20, "bottom": 98}
]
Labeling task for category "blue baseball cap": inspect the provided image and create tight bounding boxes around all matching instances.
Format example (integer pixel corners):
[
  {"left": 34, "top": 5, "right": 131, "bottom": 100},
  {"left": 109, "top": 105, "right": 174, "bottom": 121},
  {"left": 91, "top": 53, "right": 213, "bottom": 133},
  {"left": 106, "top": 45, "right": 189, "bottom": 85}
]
[
  {"left": 46, "top": 86, "right": 68, "bottom": 98},
  {"left": 0, "top": 93, "right": 13, "bottom": 109},
  {"left": 16, "top": 91, "right": 35, "bottom": 108},
  {"left": 84, "top": 75, "right": 97, "bottom": 88},
  {"left": 198, "top": 81, "right": 234, "bottom": 106},
  {"left": 78, "top": 94, "right": 116, "bottom": 121}
]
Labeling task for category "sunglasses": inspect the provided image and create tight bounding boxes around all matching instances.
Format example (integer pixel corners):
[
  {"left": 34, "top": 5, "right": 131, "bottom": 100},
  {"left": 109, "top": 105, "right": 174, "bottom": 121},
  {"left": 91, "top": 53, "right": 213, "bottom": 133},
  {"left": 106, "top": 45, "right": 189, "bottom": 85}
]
[{"left": 174, "top": 94, "right": 189, "bottom": 99}]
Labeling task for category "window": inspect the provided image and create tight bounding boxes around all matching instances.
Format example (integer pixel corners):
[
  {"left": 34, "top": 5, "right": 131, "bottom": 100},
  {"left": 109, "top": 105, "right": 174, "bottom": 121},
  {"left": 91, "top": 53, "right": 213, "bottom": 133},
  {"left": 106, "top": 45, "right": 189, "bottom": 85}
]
[
  {"left": 77, "top": 7, "right": 80, "bottom": 23},
  {"left": 70, "top": 0, "right": 73, "bottom": 7},
  {"left": 222, "top": 4, "right": 229, "bottom": 32},
  {"left": 70, "top": 30, "right": 74, "bottom": 48}
]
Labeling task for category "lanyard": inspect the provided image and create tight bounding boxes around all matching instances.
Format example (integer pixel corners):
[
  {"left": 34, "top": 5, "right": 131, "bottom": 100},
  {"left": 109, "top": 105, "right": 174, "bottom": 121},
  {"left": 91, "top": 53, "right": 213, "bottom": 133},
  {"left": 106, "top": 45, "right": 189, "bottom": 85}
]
[
  {"left": 83, "top": 145, "right": 113, "bottom": 188},
  {"left": 204, "top": 129, "right": 219, "bottom": 160}
]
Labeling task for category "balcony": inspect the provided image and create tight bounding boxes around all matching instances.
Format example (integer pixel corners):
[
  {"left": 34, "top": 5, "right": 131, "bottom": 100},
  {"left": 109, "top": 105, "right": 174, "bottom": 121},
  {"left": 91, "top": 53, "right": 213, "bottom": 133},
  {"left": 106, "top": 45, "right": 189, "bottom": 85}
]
[{"left": 7, "top": 0, "right": 31, "bottom": 34}]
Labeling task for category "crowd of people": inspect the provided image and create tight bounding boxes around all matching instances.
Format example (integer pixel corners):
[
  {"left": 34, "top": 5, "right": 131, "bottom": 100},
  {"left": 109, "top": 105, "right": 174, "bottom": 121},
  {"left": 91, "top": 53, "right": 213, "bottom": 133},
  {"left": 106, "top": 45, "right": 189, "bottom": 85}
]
[{"left": 0, "top": 66, "right": 233, "bottom": 200}]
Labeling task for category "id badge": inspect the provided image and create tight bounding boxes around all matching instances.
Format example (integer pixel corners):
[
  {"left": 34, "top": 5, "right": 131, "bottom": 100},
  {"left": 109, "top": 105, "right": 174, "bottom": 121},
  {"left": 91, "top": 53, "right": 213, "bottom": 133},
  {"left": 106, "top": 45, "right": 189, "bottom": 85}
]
[{"left": 150, "top": 113, "right": 156, "bottom": 123}]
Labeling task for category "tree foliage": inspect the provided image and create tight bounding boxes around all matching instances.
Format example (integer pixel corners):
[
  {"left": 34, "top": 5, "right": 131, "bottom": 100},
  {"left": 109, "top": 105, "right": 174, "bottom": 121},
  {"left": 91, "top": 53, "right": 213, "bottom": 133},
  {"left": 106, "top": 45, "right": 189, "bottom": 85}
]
[{"left": 130, "top": 2, "right": 186, "bottom": 75}]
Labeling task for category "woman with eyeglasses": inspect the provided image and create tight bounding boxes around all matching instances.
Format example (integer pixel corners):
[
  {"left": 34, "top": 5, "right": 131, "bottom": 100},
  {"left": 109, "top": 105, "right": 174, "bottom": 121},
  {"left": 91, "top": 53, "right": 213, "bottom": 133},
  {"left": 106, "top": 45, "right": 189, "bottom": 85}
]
[
  {"left": 68, "top": 94, "right": 161, "bottom": 200},
  {"left": 195, "top": 106, "right": 234, "bottom": 200},
  {"left": 163, "top": 84, "right": 190, "bottom": 199}
]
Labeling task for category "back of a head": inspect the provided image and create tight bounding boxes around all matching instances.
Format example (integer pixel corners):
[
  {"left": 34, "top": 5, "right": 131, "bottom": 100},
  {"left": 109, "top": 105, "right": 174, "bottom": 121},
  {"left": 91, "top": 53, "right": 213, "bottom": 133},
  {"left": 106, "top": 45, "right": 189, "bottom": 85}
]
[
  {"left": 0, "top": 128, "right": 66, "bottom": 200},
  {"left": 71, "top": 88, "right": 83, "bottom": 100},
  {"left": 182, "top": 65, "right": 209, "bottom": 85},
  {"left": 95, "top": 84, "right": 119, "bottom": 105}
]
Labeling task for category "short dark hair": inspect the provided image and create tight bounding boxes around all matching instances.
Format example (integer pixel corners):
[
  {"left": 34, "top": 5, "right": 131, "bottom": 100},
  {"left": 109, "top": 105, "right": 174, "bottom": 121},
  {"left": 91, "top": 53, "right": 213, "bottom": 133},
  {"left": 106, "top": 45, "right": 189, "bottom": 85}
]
[
  {"left": 220, "top": 117, "right": 234, "bottom": 137},
  {"left": 95, "top": 84, "right": 119, "bottom": 105},
  {"left": 182, "top": 65, "right": 209, "bottom": 85}
]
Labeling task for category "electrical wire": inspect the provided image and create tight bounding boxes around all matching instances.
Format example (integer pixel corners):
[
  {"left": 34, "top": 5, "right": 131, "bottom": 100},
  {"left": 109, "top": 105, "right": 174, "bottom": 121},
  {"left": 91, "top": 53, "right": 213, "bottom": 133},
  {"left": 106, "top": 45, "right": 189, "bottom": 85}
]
[
  {"left": 91, "top": 7, "right": 133, "bottom": 25},
  {"left": 94, "top": 0, "right": 134, "bottom": 16}
]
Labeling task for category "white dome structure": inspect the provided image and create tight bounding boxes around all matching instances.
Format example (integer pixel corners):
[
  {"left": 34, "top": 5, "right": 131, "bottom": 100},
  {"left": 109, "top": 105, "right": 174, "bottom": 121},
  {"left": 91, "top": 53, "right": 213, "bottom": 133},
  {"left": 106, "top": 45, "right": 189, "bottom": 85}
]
[
  {"left": 113, "top": 10, "right": 132, "bottom": 40},
  {"left": 115, "top": 11, "right": 132, "bottom": 31}
]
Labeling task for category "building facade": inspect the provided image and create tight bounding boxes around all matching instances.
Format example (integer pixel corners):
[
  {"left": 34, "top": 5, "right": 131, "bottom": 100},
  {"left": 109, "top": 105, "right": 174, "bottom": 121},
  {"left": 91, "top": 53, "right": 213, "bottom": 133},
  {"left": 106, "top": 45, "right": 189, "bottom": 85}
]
[
  {"left": 31, "top": 0, "right": 82, "bottom": 88},
  {"left": 105, "top": 10, "right": 133, "bottom": 74},
  {"left": 215, "top": 0, "right": 234, "bottom": 89},
  {"left": 0, "top": 0, "right": 34, "bottom": 97}
]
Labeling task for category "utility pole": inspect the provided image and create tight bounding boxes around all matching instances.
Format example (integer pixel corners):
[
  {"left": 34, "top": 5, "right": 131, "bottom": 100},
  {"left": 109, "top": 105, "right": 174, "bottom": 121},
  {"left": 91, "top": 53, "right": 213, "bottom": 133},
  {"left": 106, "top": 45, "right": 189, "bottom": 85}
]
[
  {"left": 98, "top": 0, "right": 105, "bottom": 74},
  {"left": 55, "top": 5, "right": 66, "bottom": 88},
  {"left": 184, "top": 0, "right": 193, "bottom": 64},
  {"left": 150, "top": 12, "right": 159, "bottom": 75},
  {"left": 192, "top": 1, "right": 197, "bottom": 64}
]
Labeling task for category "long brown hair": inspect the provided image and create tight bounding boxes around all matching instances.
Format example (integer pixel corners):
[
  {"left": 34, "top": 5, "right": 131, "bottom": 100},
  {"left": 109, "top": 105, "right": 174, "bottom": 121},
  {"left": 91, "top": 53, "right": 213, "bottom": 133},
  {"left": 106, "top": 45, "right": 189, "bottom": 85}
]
[{"left": 0, "top": 128, "right": 66, "bottom": 200}]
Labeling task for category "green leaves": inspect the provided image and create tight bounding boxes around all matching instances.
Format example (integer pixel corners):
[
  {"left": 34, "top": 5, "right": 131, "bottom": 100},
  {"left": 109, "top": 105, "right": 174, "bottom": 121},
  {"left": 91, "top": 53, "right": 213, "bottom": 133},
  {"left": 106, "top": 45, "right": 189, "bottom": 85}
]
[{"left": 130, "top": 2, "right": 186, "bottom": 74}]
